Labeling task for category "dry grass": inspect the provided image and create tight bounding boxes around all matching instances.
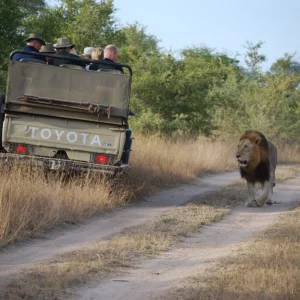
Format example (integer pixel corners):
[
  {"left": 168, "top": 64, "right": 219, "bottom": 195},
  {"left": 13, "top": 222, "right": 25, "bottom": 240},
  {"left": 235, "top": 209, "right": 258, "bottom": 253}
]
[
  {"left": 171, "top": 203, "right": 300, "bottom": 300},
  {"left": 0, "top": 136, "right": 237, "bottom": 247},
  {"left": 126, "top": 135, "right": 238, "bottom": 191},
  {"left": 2, "top": 231, "right": 171, "bottom": 299},
  {"left": 277, "top": 140, "right": 300, "bottom": 163},
  {"left": 0, "top": 166, "right": 131, "bottom": 247},
  {"left": 0, "top": 135, "right": 299, "bottom": 247},
  {"left": 275, "top": 165, "right": 298, "bottom": 182},
  {"left": 0, "top": 189, "right": 234, "bottom": 300},
  {"left": 0, "top": 166, "right": 298, "bottom": 299}
]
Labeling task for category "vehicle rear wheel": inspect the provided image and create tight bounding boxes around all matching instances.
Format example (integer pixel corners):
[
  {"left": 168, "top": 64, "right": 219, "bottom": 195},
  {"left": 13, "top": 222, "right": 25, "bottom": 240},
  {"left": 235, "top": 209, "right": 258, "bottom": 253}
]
[{"left": 0, "top": 94, "right": 5, "bottom": 150}]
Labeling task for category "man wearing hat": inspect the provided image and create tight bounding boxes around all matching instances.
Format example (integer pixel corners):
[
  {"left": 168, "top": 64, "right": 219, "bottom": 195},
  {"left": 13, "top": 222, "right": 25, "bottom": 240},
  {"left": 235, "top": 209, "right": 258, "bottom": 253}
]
[
  {"left": 48, "top": 38, "right": 86, "bottom": 67},
  {"left": 12, "top": 33, "right": 46, "bottom": 62},
  {"left": 39, "top": 43, "right": 56, "bottom": 64},
  {"left": 81, "top": 47, "right": 94, "bottom": 60}
]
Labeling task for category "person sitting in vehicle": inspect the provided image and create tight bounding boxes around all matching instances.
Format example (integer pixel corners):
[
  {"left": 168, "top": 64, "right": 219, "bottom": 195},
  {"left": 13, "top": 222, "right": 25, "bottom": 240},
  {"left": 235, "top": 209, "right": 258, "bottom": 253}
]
[
  {"left": 81, "top": 47, "right": 94, "bottom": 60},
  {"left": 89, "top": 45, "right": 124, "bottom": 73},
  {"left": 85, "top": 47, "right": 104, "bottom": 70},
  {"left": 48, "top": 38, "right": 86, "bottom": 68},
  {"left": 92, "top": 47, "right": 104, "bottom": 60},
  {"left": 12, "top": 33, "right": 46, "bottom": 62},
  {"left": 39, "top": 43, "right": 56, "bottom": 64}
]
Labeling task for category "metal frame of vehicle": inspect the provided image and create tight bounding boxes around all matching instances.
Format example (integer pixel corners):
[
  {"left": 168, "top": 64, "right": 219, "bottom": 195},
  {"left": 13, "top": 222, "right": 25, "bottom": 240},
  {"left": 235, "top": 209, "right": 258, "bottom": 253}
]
[{"left": 0, "top": 51, "right": 133, "bottom": 175}]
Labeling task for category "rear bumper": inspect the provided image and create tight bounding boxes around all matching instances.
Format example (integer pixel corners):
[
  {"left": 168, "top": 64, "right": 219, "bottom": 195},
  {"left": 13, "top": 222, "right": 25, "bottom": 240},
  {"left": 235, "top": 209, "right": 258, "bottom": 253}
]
[{"left": 0, "top": 153, "right": 129, "bottom": 175}]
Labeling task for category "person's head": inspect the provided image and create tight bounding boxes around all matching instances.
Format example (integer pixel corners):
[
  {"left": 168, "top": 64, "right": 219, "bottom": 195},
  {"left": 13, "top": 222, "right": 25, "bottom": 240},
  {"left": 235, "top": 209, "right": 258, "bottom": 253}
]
[
  {"left": 54, "top": 38, "right": 74, "bottom": 53},
  {"left": 69, "top": 48, "right": 78, "bottom": 55},
  {"left": 24, "top": 33, "right": 45, "bottom": 51},
  {"left": 104, "top": 45, "right": 119, "bottom": 62},
  {"left": 39, "top": 43, "right": 56, "bottom": 63},
  {"left": 91, "top": 47, "right": 104, "bottom": 60},
  {"left": 81, "top": 47, "right": 94, "bottom": 59},
  {"left": 40, "top": 43, "right": 56, "bottom": 54}
]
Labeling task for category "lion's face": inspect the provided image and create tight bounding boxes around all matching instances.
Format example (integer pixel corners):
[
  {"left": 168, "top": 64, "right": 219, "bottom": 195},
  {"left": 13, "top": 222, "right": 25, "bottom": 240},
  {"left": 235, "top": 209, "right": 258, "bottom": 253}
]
[{"left": 236, "top": 138, "right": 261, "bottom": 168}]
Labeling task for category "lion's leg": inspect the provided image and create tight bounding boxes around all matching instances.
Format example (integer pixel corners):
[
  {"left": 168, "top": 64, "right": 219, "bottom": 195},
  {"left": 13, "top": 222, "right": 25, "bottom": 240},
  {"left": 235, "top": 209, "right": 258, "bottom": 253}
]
[
  {"left": 266, "top": 165, "right": 275, "bottom": 205},
  {"left": 256, "top": 181, "right": 269, "bottom": 207},
  {"left": 246, "top": 181, "right": 256, "bottom": 207}
]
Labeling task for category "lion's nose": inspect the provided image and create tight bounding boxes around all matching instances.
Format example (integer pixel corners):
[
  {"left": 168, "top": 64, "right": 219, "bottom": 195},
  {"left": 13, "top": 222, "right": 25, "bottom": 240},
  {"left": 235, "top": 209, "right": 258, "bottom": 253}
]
[{"left": 236, "top": 154, "right": 240, "bottom": 159}]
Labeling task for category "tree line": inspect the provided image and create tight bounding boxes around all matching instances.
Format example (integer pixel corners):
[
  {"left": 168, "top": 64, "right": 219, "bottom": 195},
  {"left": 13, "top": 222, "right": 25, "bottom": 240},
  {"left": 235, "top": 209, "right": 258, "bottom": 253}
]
[{"left": 1, "top": 0, "right": 300, "bottom": 141}]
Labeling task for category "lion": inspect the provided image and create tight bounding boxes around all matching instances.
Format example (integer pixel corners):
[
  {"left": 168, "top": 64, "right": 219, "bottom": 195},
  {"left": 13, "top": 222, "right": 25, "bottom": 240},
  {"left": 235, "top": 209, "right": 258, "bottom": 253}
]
[{"left": 236, "top": 130, "right": 277, "bottom": 207}]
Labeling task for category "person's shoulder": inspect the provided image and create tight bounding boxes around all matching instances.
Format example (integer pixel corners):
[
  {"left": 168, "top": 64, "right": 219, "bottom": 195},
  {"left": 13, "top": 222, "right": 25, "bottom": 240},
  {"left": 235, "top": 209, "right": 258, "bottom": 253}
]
[
  {"left": 69, "top": 53, "right": 80, "bottom": 58},
  {"left": 23, "top": 45, "right": 38, "bottom": 52}
]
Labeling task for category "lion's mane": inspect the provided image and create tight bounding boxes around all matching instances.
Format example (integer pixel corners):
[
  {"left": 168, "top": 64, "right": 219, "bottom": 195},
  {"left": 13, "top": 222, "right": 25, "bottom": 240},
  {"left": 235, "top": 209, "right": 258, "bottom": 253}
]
[{"left": 239, "top": 130, "right": 270, "bottom": 184}]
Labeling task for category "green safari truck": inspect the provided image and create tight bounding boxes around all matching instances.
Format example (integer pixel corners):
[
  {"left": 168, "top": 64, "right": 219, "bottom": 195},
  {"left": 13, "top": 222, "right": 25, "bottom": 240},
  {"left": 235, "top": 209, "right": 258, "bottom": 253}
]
[{"left": 0, "top": 50, "right": 133, "bottom": 175}]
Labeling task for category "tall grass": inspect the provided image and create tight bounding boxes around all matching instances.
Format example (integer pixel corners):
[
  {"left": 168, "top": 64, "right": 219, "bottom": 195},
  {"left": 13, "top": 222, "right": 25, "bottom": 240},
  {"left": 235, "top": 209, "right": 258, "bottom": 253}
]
[
  {"left": 127, "top": 135, "right": 237, "bottom": 190},
  {"left": 171, "top": 204, "right": 300, "bottom": 300},
  {"left": 0, "top": 135, "right": 299, "bottom": 246}
]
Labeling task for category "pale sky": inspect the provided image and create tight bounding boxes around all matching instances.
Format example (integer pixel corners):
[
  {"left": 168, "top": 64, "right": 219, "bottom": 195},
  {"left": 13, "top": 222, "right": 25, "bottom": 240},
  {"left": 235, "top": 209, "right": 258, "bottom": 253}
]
[{"left": 47, "top": 0, "right": 300, "bottom": 70}]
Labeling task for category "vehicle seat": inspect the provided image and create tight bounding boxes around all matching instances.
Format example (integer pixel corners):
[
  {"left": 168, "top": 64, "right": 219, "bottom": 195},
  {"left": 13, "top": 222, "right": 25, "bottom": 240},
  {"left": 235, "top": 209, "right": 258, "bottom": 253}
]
[
  {"left": 96, "top": 69, "right": 123, "bottom": 75},
  {"left": 59, "top": 64, "right": 85, "bottom": 70},
  {"left": 19, "top": 58, "right": 46, "bottom": 64}
]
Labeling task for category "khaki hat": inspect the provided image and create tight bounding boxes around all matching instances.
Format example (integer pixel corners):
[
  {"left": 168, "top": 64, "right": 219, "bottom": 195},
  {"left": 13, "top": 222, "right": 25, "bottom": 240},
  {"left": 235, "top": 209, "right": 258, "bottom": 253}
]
[
  {"left": 39, "top": 43, "right": 56, "bottom": 53},
  {"left": 82, "top": 47, "right": 94, "bottom": 56},
  {"left": 24, "top": 33, "right": 45, "bottom": 45},
  {"left": 54, "top": 38, "right": 74, "bottom": 49}
]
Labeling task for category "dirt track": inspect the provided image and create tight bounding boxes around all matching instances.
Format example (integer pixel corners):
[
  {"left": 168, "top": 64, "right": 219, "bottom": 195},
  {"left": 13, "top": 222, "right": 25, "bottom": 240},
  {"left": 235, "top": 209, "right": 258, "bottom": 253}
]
[
  {"left": 0, "top": 171, "right": 299, "bottom": 300},
  {"left": 0, "top": 171, "right": 239, "bottom": 282},
  {"left": 73, "top": 176, "right": 300, "bottom": 300}
]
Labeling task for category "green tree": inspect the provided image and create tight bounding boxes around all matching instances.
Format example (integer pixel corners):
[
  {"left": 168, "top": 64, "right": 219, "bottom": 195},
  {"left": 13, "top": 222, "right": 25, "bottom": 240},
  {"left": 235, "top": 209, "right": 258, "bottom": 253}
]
[
  {"left": 24, "top": 0, "right": 124, "bottom": 54},
  {"left": 244, "top": 41, "right": 266, "bottom": 78},
  {"left": 0, "top": 0, "right": 46, "bottom": 92},
  {"left": 131, "top": 47, "right": 242, "bottom": 136},
  {"left": 119, "top": 22, "right": 160, "bottom": 64},
  {"left": 270, "top": 52, "right": 300, "bottom": 75}
]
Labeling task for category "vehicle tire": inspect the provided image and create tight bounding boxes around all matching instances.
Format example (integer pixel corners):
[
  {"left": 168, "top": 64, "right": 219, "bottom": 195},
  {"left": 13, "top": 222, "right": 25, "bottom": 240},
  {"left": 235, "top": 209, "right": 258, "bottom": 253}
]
[{"left": 0, "top": 94, "right": 5, "bottom": 150}]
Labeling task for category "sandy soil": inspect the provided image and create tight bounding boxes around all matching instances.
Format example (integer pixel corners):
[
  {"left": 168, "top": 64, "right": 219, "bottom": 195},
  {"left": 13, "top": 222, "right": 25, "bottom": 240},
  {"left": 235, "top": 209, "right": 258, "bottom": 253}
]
[
  {"left": 73, "top": 176, "right": 300, "bottom": 300},
  {"left": 0, "top": 171, "right": 239, "bottom": 282}
]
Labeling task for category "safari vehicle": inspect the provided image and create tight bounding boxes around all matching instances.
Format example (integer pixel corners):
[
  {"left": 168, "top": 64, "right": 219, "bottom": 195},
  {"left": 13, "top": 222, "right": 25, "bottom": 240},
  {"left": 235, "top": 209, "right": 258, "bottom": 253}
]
[{"left": 0, "top": 50, "right": 133, "bottom": 175}]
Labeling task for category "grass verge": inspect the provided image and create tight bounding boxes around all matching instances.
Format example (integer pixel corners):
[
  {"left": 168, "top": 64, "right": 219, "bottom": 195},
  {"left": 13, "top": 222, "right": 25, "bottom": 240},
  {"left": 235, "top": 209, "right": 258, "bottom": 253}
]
[
  {"left": 0, "top": 184, "right": 244, "bottom": 299},
  {"left": 0, "top": 135, "right": 299, "bottom": 248},
  {"left": 0, "top": 166, "right": 297, "bottom": 299},
  {"left": 0, "top": 136, "right": 238, "bottom": 247},
  {"left": 170, "top": 202, "right": 300, "bottom": 300}
]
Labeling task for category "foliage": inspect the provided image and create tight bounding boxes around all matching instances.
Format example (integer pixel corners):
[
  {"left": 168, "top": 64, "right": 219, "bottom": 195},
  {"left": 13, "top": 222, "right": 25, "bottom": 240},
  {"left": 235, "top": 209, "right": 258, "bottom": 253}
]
[
  {"left": 1, "top": 0, "right": 300, "bottom": 141},
  {"left": 270, "top": 52, "right": 300, "bottom": 75},
  {"left": 0, "top": 0, "right": 46, "bottom": 92},
  {"left": 23, "top": 0, "right": 124, "bottom": 54},
  {"left": 244, "top": 41, "right": 266, "bottom": 78},
  {"left": 119, "top": 22, "right": 160, "bottom": 64}
]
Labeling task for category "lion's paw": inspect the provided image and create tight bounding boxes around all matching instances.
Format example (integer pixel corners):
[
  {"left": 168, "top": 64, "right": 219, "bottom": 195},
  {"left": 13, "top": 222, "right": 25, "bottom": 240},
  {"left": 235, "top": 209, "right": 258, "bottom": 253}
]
[{"left": 245, "top": 200, "right": 257, "bottom": 207}]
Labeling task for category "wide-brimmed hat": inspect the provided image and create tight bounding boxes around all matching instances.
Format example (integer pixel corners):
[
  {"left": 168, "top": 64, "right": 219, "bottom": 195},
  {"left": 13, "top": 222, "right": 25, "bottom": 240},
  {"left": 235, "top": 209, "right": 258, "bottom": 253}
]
[
  {"left": 39, "top": 43, "right": 56, "bottom": 53},
  {"left": 24, "top": 33, "right": 45, "bottom": 45},
  {"left": 54, "top": 38, "right": 74, "bottom": 49},
  {"left": 82, "top": 47, "right": 94, "bottom": 57}
]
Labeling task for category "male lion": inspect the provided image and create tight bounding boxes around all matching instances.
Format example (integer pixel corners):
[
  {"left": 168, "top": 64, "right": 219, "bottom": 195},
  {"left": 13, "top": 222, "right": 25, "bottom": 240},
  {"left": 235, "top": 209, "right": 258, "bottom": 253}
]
[{"left": 236, "top": 130, "right": 277, "bottom": 207}]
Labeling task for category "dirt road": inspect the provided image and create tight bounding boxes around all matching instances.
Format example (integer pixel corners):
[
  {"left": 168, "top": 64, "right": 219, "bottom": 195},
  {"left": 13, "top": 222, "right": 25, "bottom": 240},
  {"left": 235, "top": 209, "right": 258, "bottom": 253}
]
[
  {"left": 73, "top": 176, "right": 300, "bottom": 300},
  {"left": 0, "top": 171, "right": 239, "bottom": 281}
]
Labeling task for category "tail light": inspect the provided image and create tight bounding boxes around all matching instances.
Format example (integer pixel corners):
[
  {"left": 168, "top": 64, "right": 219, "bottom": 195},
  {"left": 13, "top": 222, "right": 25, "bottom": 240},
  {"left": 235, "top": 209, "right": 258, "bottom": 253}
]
[
  {"left": 95, "top": 154, "right": 107, "bottom": 164},
  {"left": 16, "top": 145, "right": 28, "bottom": 154},
  {"left": 9, "top": 143, "right": 31, "bottom": 155},
  {"left": 91, "top": 154, "right": 114, "bottom": 165}
]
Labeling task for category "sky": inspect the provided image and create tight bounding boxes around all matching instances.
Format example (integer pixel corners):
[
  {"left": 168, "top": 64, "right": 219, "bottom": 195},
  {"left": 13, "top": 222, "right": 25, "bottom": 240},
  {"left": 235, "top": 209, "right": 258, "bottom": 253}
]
[{"left": 47, "top": 0, "right": 300, "bottom": 70}]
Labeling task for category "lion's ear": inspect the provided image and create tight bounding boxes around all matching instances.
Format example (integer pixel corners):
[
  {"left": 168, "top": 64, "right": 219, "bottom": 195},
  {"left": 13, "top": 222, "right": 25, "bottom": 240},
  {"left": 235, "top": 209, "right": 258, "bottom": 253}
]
[{"left": 255, "top": 136, "right": 261, "bottom": 144}]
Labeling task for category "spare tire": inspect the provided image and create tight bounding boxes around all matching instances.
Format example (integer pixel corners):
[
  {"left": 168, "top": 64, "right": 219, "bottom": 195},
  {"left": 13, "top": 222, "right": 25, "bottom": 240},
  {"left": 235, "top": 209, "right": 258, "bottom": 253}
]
[{"left": 0, "top": 94, "right": 5, "bottom": 150}]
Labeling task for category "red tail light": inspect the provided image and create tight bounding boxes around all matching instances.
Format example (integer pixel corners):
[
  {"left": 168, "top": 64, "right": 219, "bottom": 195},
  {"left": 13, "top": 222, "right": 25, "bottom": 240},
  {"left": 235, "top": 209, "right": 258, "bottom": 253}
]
[
  {"left": 95, "top": 154, "right": 107, "bottom": 164},
  {"left": 16, "top": 145, "right": 28, "bottom": 154},
  {"left": 92, "top": 154, "right": 114, "bottom": 165}
]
